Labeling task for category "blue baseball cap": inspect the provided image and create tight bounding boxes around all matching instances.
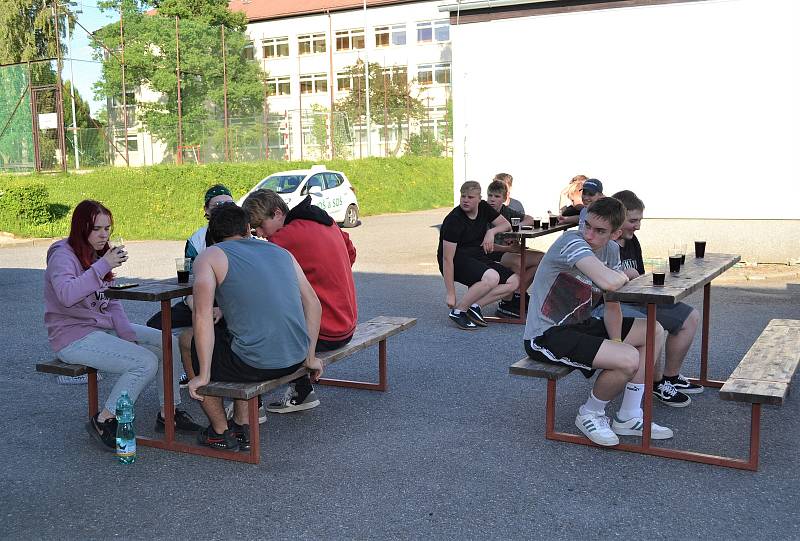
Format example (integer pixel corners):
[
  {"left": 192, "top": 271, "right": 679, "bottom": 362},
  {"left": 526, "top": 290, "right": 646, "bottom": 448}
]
[{"left": 582, "top": 178, "right": 603, "bottom": 194}]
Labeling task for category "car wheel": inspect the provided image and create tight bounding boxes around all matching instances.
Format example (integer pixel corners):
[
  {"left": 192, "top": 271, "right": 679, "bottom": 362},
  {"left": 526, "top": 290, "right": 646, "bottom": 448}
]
[{"left": 342, "top": 204, "right": 359, "bottom": 228}]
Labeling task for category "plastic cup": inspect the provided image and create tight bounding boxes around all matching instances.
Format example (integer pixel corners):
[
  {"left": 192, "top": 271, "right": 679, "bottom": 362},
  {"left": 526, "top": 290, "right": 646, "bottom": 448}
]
[
  {"left": 510, "top": 217, "right": 520, "bottom": 232},
  {"left": 549, "top": 215, "right": 558, "bottom": 227},
  {"left": 695, "top": 241, "right": 706, "bottom": 258},
  {"left": 533, "top": 218, "right": 541, "bottom": 229},
  {"left": 176, "top": 257, "right": 191, "bottom": 283},
  {"left": 652, "top": 272, "right": 666, "bottom": 286},
  {"left": 541, "top": 222, "right": 549, "bottom": 230}
]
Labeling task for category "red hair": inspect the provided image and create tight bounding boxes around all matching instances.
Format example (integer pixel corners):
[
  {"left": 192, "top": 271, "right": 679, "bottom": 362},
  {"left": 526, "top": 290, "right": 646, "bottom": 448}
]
[{"left": 68, "top": 200, "right": 114, "bottom": 282}]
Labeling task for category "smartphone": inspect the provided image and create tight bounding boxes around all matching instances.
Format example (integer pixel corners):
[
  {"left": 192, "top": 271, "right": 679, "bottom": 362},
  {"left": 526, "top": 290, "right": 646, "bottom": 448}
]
[{"left": 108, "top": 282, "right": 139, "bottom": 290}]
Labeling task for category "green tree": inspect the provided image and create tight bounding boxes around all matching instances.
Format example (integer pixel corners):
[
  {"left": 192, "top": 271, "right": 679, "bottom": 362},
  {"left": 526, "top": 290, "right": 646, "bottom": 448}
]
[
  {"left": 335, "top": 62, "right": 424, "bottom": 156},
  {"left": 62, "top": 80, "right": 108, "bottom": 166},
  {"left": 0, "top": 0, "right": 65, "bottom": 64},
  {"left": 93, "top": 0, "right": 265, "bottom": 157}
]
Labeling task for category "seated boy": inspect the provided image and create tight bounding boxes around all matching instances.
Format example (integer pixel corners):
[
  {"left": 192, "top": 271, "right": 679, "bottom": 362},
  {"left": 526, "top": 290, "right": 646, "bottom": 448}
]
[
  {"left": 494, "top": 173, "right": 525, "bottom": 214},
  {"left": 188, "top": 203, "right": 323, "bottom": 450},
  {"left": 559, "top": 178, "right": 604, "bottom": 230},
  {"left": 438, "top": 181, "right": 519, "bottom": 330},
  {"left": 591, "top": 190, "right": 702, "bottom": 407},
  {"left": 243, "top": 189, "right": 357, "bottom": 414},
  {"left": 524, "top": 197, "right": 673, "bottom": 446},
  {"left": 485, "top": 180, "right": 543, "bottom": 318}
]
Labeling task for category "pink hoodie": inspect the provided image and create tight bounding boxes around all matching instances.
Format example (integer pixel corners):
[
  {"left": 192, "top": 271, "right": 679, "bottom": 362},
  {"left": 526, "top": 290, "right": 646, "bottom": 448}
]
[{"left": 44, "top": 239, "right": 136, "bottom": 352}]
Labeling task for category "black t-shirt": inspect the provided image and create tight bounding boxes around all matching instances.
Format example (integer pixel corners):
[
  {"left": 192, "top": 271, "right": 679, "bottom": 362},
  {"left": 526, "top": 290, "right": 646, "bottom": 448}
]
[
  {"left": 498, "top": 204, "right": 524, "bottom": 223},
  {"left": 437, "top": 200, "right": 500, "bottom": 263},
  {"left": 619, "top": 234, "right": 645, "bottom": 276}
]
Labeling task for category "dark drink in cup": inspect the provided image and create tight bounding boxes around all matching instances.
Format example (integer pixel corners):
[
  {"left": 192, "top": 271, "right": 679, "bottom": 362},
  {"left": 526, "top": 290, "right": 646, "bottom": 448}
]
[
  {"left": 510, "top": 217, "right": 520, "bottom": 232},
  {"left": 668, "top": 255, "right": 681, "bottom": 273},
  {"left": 177, "top": 270, "right": 190, "bottom": 283},
  {"left": 694, "top": 241, "right": 706, "bottom": 258},
  {"left": 541, "top": 222, "right": 549, "bottom": 230},
  {"left": 652, "top": 272, "right": 665, "bottom": 286},
  {"left": 680, "top": 253, "right": 686, "bottom": 265},
  {"left": 533, "top": 218, "right": 541, "bottom": 228},
  {"left": 549, "top": 215, "right": 558, "bottom": 227}
]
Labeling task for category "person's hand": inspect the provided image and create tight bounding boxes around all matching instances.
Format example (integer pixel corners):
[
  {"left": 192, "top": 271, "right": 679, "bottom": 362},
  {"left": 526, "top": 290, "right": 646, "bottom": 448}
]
[
  {"left": 482, "top": 232, "right": 495, "bottom": 254},
  {"left": 188, "top": 374, "right": 210, "bottom": 401},
  {"left": 304, "top": 355, "right": 324, "bottom": 382},
  {"left": 446, "top": 291, "right": 456, "bottom": 308},
  {"left": 212, "top": 307, "right": 222, "bottom": 324},
  {"left": 557, "top": 215, "right": 567, "bottom": 224},
  {"left": 102, "top": 246, "right": 128, "bottom": 268}
]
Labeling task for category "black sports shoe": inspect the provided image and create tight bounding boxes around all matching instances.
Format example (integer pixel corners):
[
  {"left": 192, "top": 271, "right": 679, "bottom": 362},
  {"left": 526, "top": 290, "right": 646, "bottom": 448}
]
[
  {"left": 228, "top": 421, "right": 251, "bottom": 452},
  {"left": 155, "top": 408, "right": 203, "bottom": 434},
  {"left": 448, "top": 310, "right": 478, "bottom": 330},
  {"left": 666, "top": 373, "right": 704, "bottom": 394},
  {"left": 197, "top": 426, "right": 239, "bottom": 450},
  {"left": 179, "top": 373, "right": 190, "bottom": 388},
  {"left": 466, "top": 305, "right": 488, "bottom": 327},
  {"left": 496, "top": 300, "right": 520, "bottom": 319},
  {"left": 653, "top": 379, "right": 691, "bottom": 408},
  {"left": 85, "top": 413, "right": 117, "bottom": 452}
]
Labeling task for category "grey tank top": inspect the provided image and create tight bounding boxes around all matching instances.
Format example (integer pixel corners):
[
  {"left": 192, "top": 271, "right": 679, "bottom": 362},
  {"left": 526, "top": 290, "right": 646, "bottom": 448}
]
[{"left": 216, "top": 238, "right": 308, "bottom": 369}]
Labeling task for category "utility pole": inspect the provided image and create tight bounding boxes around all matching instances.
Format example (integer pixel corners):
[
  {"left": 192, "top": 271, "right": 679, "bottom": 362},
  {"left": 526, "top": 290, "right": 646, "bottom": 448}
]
[
  {"left": 363, "top": 0, "right": 371, "bottom": 157},
  {"left": 64, "top": 1, "right": 81, "bottom": 169}
]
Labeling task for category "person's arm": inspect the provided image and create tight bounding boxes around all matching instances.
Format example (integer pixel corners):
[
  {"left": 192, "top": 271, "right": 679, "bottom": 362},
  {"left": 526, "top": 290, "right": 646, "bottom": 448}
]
[
  {"left": 442, "top": 240, "right": 458, "bottom": 308},
  {"left": 483, "top": 215, "right": 511, "bottom": 253},
  {"left": 341, "top": 229, "right": 357, "bottom": 266},
  {"left": 291, "top": 255, "right": 324, "bottom": 381},
  {"left": 622, "top": 267, "right": 640, "bottom": 280},
  {"left": 558, "top": 214, "right": 580, "bottom": 225},
  {"left": 602, "top": 300, "right": 623, "bottom": 342},
  {"left": 187, "top": 248, "right": 219, "bottom": 401},
  {"left": 47, "top": 247, "right": 125, "bottom": 307},
  {"left": 107, "top": 300, "right": 137, "bottom": 342},
  {"left": 575, "top": 256, "right": 629, "bottom": 292},
  {"left": 520, "top": 213, "right": 535, "bottom": 227}
]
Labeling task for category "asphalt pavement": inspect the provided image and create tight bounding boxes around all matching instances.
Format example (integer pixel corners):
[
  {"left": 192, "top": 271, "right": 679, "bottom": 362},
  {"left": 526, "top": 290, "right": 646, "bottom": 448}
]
[{"left": 1, "top": 208, "right": 798, "bottom": 539}]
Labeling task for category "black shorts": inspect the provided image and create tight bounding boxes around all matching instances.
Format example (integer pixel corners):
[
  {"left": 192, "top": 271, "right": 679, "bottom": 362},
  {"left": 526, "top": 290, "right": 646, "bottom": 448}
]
[
  {"left": 524, "top": 317, "right": 637, "bottom": 378},
  {"left": 448, "top": 253, "right": 514, "bottom": 287},
  {"left": 317, "top": 334, "right": 353, "bottom": 352},
  {"left": 191, "top": 324, "right": 303, "bottom": 383}
]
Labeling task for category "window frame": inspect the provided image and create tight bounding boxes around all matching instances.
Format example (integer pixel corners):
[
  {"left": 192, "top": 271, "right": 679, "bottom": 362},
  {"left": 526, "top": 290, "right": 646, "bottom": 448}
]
[
  {"left": 298, "top": 32, "right": 327, "bottom": 55},
  {"left": 335, "top": 28, "right": 365, "bottom": 51},
  {"left": 263, "top": 36, "right": 289, "bottom": 59}
]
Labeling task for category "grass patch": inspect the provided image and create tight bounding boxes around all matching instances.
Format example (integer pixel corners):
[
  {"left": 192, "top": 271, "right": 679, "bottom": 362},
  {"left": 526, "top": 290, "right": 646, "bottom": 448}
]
[{"left": 0, "top": 157, "right": 453, "bottom": 239}]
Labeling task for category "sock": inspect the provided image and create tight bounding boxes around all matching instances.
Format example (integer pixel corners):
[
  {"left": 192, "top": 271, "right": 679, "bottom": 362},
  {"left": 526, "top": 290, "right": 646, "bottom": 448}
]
[
  {"left": 618, "top": 383, "right": 645, "bottom": 420},
  {"left": 579, "top": 391, "right": 609, "bottom": 416},
  {"left": 470, "top": 303, "right": 480, "bottom": 309},
  {"left": 451, "top": 308, "right": 462, "bottom": 314}
]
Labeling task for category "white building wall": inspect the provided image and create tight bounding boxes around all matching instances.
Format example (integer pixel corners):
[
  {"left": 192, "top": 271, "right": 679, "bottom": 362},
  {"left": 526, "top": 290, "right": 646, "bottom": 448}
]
[{"left": 450, "top": 0, "right": 799, "bottom": 224}]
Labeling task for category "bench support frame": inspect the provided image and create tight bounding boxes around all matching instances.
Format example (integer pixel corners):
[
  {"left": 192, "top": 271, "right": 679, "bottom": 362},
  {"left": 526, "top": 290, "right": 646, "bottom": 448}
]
[{"left": 317, "top": 339, "right": 388, "bottom": 391}]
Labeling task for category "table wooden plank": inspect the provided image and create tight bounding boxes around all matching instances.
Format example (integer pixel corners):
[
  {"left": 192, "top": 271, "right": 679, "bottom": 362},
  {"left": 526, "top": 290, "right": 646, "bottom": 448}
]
[
  {"left": 719, "top": 378, "right": 789, "bottom": 405},
  {"left": 604, "top": 253, "right": 740, "bottom": 304},
  {"left": 104, "top": 278, "right": 193, "bottom": 301},
  {"left": 509, "top": 357, "right": 574, "bottom": 380},
  {"left": 495, "top": 223, "right": 572, "bottom": 242},
  {"left": 728, "top": 322, "right": 800, "bottom": 384}
]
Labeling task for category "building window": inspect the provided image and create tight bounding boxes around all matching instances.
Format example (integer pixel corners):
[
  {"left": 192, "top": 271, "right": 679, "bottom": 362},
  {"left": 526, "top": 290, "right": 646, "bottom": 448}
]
[
  {"left": 300, "top": 73, "right": 328, "bottom": 94},
  {"left": 382, "top": 65, "right": 408, "bottom": 86},
  {"left": 298, "top": 33, "right": 326, "bottom": 55},
  {"left": 243, "top": 43, "right": 254, "bottom": 61},
  {"left": 435, "top": 62, "right": 451, "bottom": 84},
  {"left": 266, "top": 76, "right": 291, "bottom": 96},
  {"left": 417, "top": 63, "right": 450, "bottom": 86},
  {"left": 416, "top": 20, "right": 449, "bottom": 43},
  {"left": 335, "top": 29, "right": 365, "bottom": 51},
  {"left": 336, "top": 70, "right": 365, "bottom": 92},
  {"left": 263, "top": 37, "right": 289, "bottom": 58},
  {"left": 375, "top": 24, "right": 406, "bottom": 47},
  {"left": 416, "top": 64, "right": 432, "bottom": 85}
]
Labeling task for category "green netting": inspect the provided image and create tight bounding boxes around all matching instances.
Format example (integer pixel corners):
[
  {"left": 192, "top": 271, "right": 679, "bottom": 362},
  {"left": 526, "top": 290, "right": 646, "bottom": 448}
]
[{"left": 0, "top": 63, "right": 34, "bottom": 172}]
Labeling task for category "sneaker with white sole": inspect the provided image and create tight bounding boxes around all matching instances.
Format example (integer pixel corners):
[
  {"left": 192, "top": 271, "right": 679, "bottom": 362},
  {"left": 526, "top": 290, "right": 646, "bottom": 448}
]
[
  {"left": 466, "top": 305, "right": 488, "bottom": 327},
  {"left": 666, "top": 373, "right": 704, "bottom": 394},
  {"left": 57, "top": 373, "right": 102, "bottom": 385},
  {"left": 266, "top": 386, "right": 320, "bottom": 414},
  {"left": 612, "top": 414, "right": 674, "bottom": 440},
  {"left": 575, "top": 412, "right": 619, "bottom": 446},
  {"left": 449, "top": 310, "right": 478, "bottom": 330},
  {"left": 653, "top": 379, "right": 692, "bottom": 408}
]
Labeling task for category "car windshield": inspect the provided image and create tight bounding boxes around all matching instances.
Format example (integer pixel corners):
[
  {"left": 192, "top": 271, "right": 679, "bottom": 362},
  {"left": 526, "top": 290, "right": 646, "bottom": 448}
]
[{"left": 257, "top": 175, "right": 306, "bottom": 194}]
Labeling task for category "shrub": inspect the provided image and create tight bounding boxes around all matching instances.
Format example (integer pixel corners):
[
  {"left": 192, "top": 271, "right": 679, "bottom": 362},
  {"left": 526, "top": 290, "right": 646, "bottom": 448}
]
[{"left": 0, "top": 182, "right": 50, "bottom": 225}]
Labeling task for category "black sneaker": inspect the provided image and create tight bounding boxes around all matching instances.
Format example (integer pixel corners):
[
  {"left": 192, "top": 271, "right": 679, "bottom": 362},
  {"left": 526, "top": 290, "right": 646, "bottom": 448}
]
[
  {"left": 228, "top": 421, "right": 251, "bottom": 451},
  {"left": 179, "top": 373, "right": 190, "bottom": 388},
  {"left": 85, "top": 413, "right": 117, "bottom": 452},
  {"left": 197, "top": 426, "right": 239, "bottom": 450},
  {"left": 448, "top": 310, "right": 478, "bottom": 330},
  {"left": 155, "top": 408, "right": 203, "bottom": 434},
  {"left": 466, "top": 305, "right": 488, "bottom": 327},
  {"left": 496, "top": 300, "right": 520, "bottom": 319},
  {"left": 666, "top": 373, "right": 704, "bottom": 394},
  {"left": 653, "top": 379, "right": 692, "bottom": 408}
]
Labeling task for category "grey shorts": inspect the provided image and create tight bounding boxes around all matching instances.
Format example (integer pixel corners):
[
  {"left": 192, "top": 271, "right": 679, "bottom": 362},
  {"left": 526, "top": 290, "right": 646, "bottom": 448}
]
[{"left": 592, "top": 302, "right": 694, "bottom": 335}]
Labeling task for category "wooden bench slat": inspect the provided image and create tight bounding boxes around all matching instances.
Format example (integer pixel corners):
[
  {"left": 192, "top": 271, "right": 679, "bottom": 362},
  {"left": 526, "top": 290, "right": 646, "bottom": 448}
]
[
  {"left": 510, "top": 357, "right": 574, "bottom": 380},
  {"left": 199, "top": 316, "right": 417, "bottom": 400},
  {"left": 36, "top": 359, "right": 93, "bottom": 377},
  {"left": 728, "top": 323, "right": 800, "bottom": 384},
  {"left": 720, "top": 378, "right": 789, "bottom": 406}
]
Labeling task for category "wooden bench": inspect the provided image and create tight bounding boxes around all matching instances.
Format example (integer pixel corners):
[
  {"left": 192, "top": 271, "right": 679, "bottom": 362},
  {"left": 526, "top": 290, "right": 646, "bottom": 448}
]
[
  {"left": 511, "top": 318, "right": 800, "bottom": 471},
  {"left": 198, "top": 315, "right": 417, "bottom": 464},
  {"left": 718, "top": 318, "right": 800, "bottom": 469},
  {"left": 36, "top": 360, "right": 100, "bottom": 418}
]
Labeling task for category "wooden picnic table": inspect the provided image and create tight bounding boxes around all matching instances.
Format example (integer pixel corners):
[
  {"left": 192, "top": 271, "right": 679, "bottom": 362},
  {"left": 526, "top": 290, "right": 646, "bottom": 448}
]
[
  {"left": 549, "top": 253, "right": 743, "bottom": 468},
  {"left": 492, "top": 223, "right": 573, "bottom": 323}
]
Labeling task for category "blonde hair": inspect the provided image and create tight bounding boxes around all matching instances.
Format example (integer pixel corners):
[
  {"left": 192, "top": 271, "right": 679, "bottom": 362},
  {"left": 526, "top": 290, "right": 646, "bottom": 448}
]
[
  {"left": 242, "top": 189, "right": 289, "bottom": 227},
  {"left": 493, "top": 172, "right": 513, "bottom": 187},
  {"left": 460, "top": 180, "right": 482, "bottom": 195}
]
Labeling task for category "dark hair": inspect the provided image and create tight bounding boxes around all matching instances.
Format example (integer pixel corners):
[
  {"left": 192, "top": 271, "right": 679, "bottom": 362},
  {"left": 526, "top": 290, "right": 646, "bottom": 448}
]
[
  {"left": 487, "top": 180, "right": 508, "bottom": 198},
  {"left": 587, "top": 197, "right": 626, "bottom": 231},
  {"left": 242, "top": 189, "right": 289, "bottom": 228},
  {"left": 611, "top": 190, "right": 645, "bottom": 212},
  {"left": 68, "top": 200, "right": 114, "bottom": 281},
  {"left": 208, "top": 203, "right": 249, "bottom": 243}
]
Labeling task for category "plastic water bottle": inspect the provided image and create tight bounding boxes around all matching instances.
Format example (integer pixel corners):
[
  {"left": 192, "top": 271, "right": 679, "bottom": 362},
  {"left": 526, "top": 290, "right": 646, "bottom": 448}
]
[{"left": 115, "top": 392, "right": 136, "bottom": 464}]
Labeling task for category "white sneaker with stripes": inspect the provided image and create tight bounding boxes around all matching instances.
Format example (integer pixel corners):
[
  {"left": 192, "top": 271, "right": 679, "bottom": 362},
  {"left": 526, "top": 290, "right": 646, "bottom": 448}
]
[{"left": 575, "top": 411, "right": 619, "bottom": 446}]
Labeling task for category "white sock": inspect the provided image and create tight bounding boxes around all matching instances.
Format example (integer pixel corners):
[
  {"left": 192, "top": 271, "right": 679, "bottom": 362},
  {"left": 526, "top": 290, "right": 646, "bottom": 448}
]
[
  {"left": 579, "top": 391, "right": 609, "bottom": 416},
  {"left": 618, "top": 383, "right": 645, "bottom": 420},
  {"left": 452, "top": 308, "right": 462, "bottom": 314},
  {"left": 470, "top": 303, "right": 480, "bottom": 309}
]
